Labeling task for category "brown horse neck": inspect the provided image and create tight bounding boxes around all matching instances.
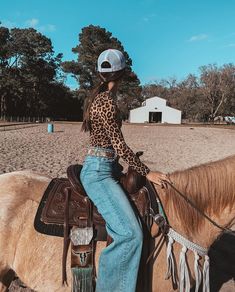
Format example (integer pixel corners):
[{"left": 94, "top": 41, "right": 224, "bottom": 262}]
[
  {"left": 155, "top": 184, "right": 235, "bottom": 249},
  {"left": 156, "top": 156, "right": 235, "bottom": 247}
]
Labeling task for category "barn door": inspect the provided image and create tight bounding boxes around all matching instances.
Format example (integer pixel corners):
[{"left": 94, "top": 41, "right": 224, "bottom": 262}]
[{"left": 149, "top": 112, "right": 162, "bottom": 123}]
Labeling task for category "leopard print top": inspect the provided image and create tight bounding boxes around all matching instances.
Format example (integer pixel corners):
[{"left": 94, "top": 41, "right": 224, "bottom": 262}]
[{"left": 89, "top": 91, "right": 150, "bottom": 176}]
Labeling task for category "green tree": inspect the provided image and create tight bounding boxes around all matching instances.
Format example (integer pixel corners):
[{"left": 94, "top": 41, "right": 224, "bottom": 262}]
[
  {"left": 0, "top": 25, "right": 66, "bottom": 117},
  {"left": 62, "top": 25, "right": 141, "bottom": 118}
]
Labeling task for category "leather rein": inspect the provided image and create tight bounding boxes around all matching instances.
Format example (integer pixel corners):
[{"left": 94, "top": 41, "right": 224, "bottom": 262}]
[
  {"left": 146, "top": 178, "right": 235, "bottom": 265},
  {"left": 164, "top": 181, "right": 235, "bottom": 236}
]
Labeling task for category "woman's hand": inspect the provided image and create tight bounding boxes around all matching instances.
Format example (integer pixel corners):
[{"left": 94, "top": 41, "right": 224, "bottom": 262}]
[{"left": 146, "top": 171, "right": 171, "bottom": 188}]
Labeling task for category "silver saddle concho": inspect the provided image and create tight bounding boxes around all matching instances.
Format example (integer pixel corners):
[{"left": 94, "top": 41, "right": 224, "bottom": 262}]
[{"left": 70, "top": 226, "right": 93, "bottom": 246}]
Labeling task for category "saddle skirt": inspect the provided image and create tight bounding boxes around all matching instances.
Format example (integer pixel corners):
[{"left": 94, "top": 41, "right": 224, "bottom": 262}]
[{"left": 34, "top": 164, "right": 150, "bottom": 240}]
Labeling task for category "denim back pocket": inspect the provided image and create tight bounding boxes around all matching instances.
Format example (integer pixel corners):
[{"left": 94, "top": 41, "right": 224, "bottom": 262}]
[
  {"left": 83, "top": 156, "right": 101, "bottom": 171},
  {"left": 80, "top": 157, "right": 100, "bottom": 185},
  {"left": 97, "top": 157, "right": 114, "bottom": 173},
  {"left": 81, "top": 156, "right": 114, "bottom": 185},
  {"left": 85, "top": 156, "right": 115, "bottom": 172}
]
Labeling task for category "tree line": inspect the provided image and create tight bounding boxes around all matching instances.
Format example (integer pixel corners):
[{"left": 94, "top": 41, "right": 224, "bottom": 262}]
[
  {"left": 0, "top": 22, "right": 234, "bottom": 122},
  {"left": 0, "top": 25, "right": 82, "bottom": 120},
  {"left": 142, "top": 64, "right": 235, "bottom": 122}
]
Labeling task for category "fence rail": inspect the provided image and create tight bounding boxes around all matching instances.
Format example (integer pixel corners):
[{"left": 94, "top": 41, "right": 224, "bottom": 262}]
[
  {"left": 0, "top": 116, "right": 52, "bottom": 132},
  {"left": 0, "top": 116, "right": 51, "bottom": 123},
  {"left": 0, "top": 123, "right": 42, "bottom": 132}
]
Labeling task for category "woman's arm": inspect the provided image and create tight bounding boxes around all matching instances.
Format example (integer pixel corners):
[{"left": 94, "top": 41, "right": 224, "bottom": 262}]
[
  {"left": 100, "top": 94, "right": 150, "bottom": 176},
  {"left": 100, "top": 94, "right": 170, "bottom": 186}
]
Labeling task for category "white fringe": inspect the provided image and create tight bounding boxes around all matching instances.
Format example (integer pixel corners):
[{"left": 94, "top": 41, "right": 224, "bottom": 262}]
[
  {"left": 194, "top": 251, "right": 202, "bottom": 292},
  {"left": 165, "top": 228, "right": 209, "bottom": 292},
  {"left": 203, "top": 255, "right": 210, "bottom": 292},
  {"left": 179, "top": 246, "right": 190, "bottom": 292},
  {"left": 165, "top": 237, "right": 177, "bottom": 285}
]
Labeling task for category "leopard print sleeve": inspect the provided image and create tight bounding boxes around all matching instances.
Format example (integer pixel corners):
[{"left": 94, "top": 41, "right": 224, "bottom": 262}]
[{"left": 100, "top": 94, "right": 150, "bottom": 176}]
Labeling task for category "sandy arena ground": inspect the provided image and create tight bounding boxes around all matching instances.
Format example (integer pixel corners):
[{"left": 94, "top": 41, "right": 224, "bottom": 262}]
[
  {"left": 0, "top": 123, "right": 235, "bottom": 291},
  {"left": 1, "top": 123, "right": 235, "bottom": 176}
]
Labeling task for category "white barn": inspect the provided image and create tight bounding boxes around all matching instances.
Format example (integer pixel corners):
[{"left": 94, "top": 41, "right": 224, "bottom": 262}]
[{"left": 129, "top": 96, "right": 181, "bottom": 124}]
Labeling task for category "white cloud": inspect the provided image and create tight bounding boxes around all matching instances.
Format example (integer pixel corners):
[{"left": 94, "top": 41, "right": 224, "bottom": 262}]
[
  {"left": 1, "top": 19, "right": 17, "bottom": 28},
  {"left": 1, "top": 18, "right": 56, "bottom": 33},
  {"left": 38, "top": 24, "right": 56, "bottom": 33},
  {"left": 24, "top": 18, "right": 56, "bottom": 32},
  {"left": 25, "top": 18, "right": 39, "bottom": 27},
  {"left": 188, "top": 34, "right": 208, "bottom": 42},
  {"left": 47, "top": 24, "right": 56, "bottom": 32},
  {"left": 225, "top": 43, "right": 235, "bottom": 48},
  {"left": 142, "top": 13, "right": 156, "bottom": 23}
]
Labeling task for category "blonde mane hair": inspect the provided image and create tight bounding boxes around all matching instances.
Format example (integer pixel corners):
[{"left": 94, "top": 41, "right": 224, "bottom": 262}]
[{"left": 165, "top": 155, "right": 235, "bottom": 233}]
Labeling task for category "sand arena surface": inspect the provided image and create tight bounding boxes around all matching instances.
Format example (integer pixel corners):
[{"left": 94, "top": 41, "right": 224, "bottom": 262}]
[
  {"left": 0, "top": 123, "right": 235, "bottom": 176},
  {"left": 0, "top": 123, "right": 235, "bottom": 291}
]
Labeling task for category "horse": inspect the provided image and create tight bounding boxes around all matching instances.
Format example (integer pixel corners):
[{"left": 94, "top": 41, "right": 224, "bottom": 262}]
[{"left": 0, "top": 155, "right": 235, "bottom": 292}]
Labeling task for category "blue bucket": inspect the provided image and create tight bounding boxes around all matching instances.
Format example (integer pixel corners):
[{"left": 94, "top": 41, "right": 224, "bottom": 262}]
[{"left": 47, "top": 123, "right": 54, "bottom": 133}]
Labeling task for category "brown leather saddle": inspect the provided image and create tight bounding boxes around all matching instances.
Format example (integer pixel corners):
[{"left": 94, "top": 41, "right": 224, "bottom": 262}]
[
  {"left": 38, "top": 163, "right": 150, "bottom": 238},
  {"left": 34, "top": 155, "right": 156, "bottom": 291}
]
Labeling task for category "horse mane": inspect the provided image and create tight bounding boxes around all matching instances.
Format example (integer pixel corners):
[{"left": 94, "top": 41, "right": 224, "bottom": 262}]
[{"left": 165, "top": 155, "right": 235, "bottom": 234}]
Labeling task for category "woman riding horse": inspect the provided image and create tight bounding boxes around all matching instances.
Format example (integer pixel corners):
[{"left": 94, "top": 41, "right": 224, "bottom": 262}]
[{"left": 80, "top": 48, "right": 169, "bottom": 292}]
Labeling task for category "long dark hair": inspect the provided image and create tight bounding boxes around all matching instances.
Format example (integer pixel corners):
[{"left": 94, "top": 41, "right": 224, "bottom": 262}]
[{"left": 81, "top": 66, "right": 125, "bottom": 132}]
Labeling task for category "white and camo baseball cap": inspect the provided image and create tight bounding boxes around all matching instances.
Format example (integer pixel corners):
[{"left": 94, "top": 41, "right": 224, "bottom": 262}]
[{"left": 97, "top": 49, "right": 126, "bottom": 72}]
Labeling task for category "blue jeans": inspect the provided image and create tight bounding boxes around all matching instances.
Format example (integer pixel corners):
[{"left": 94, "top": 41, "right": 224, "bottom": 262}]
[{"left": 80, "top": 152, "right": 143, "bottom": 292}]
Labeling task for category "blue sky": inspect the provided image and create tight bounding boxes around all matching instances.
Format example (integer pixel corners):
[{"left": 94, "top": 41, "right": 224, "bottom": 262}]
[{"left": 1, "top": 0, "right": 235, "bottom": 89}]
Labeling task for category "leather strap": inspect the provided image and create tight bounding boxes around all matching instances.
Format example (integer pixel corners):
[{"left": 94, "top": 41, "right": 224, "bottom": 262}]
[
  {"left": 146, "top": 180, "right": 160, "bottom": 215},
  {"left": 62, "top": 187, "right": 71, "bottom": 285}
]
